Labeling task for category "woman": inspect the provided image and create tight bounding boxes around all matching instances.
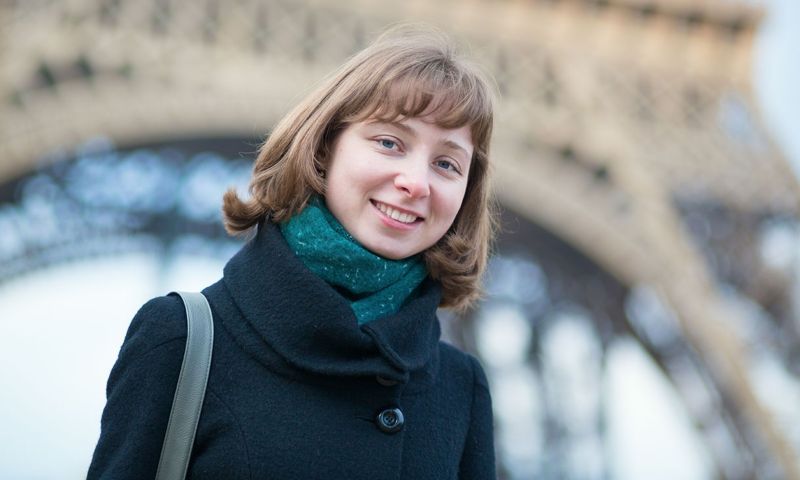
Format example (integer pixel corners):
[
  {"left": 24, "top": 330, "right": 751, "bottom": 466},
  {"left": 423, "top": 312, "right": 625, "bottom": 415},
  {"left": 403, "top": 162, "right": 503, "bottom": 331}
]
[{"left": 89, "top": 25, "right": 497, "bottom": 479}]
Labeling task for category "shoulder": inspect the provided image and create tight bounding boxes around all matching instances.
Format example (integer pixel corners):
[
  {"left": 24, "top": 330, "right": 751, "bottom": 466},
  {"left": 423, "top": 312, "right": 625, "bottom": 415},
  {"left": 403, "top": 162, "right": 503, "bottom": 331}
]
[
  {"left": 117, "top": 294, "right": 188, "bottom": 364},
  {"left": 103, "top": 294, "right": 190, "bottom": 407},
  {"left": 89, "top": 294, "right": 191, "bottom": 478},
  {"left": 438, "top": 341, "right": 491, "bottom": 392}
]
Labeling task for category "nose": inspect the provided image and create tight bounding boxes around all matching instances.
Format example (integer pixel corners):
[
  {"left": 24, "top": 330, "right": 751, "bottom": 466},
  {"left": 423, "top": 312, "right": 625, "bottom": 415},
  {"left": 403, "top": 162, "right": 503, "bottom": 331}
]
[{"left": 394, "top": 161, "right": 430, "bottom": 198}]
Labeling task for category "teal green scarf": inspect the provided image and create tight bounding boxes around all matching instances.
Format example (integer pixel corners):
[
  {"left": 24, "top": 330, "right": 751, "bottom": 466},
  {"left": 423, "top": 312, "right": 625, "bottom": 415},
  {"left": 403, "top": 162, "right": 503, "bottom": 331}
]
[{"left": 279, "top": 197, "right": 428, "bottom": 325}]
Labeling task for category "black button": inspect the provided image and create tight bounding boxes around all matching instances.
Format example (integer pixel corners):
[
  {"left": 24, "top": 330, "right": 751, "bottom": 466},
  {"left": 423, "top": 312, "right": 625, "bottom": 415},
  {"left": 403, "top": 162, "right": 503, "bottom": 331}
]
[
  {"left": 376, "top": 407, "right": 404, "bottom": 434},
  {"left": 376, "top": 375, "right": 399, "bottom": 387}
]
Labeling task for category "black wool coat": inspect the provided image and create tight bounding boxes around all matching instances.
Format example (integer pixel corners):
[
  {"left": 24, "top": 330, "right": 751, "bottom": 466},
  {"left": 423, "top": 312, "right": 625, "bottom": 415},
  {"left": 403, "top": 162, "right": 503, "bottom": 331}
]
[{"left": 88, "top": 223, "right": 496, "bottom": 479}]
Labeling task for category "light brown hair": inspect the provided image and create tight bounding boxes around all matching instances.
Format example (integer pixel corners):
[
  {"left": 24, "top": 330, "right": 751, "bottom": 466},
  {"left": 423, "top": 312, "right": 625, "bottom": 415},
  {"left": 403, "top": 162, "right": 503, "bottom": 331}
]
[{"left": 223, "top": 25, "right": 497, "bottom": 311}]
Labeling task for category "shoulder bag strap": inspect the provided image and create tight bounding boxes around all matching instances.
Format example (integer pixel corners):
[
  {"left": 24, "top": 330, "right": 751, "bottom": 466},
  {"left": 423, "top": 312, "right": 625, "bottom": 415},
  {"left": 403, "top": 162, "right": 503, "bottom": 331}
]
[{"left": 155, "top": 291, "right": 214, "bottom": 480}]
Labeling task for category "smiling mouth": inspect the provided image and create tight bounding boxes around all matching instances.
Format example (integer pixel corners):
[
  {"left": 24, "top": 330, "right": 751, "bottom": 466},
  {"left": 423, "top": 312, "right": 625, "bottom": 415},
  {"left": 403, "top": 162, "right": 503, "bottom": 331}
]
[{"left": 371, "top": 200, "right": 423, "bottom": 224}]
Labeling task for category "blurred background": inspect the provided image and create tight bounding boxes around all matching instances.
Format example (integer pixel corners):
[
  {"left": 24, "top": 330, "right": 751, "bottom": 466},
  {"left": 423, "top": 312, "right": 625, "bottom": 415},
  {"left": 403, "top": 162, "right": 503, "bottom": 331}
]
[{"left": 1, "top": 0, "right": 799, "bottom": 478}]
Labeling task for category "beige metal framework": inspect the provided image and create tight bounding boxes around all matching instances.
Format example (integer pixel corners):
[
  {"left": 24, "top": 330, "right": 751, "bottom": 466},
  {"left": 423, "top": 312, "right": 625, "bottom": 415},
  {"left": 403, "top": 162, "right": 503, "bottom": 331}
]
[{"left": 2, "top": 0, "right": 798, "bottom": 477}]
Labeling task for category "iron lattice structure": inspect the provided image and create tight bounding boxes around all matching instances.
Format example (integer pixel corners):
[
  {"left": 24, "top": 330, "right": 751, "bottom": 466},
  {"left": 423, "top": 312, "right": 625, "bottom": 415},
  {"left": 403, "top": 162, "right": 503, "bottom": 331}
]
[{"left": 2, "top": 0, "right": 799, "bottom": 478}]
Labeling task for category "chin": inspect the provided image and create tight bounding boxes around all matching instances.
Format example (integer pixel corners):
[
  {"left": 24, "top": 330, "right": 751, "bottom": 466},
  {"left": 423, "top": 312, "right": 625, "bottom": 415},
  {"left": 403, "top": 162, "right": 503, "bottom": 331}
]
[{"left": 367, "top": 243, "right": 417, "bottom": 261}]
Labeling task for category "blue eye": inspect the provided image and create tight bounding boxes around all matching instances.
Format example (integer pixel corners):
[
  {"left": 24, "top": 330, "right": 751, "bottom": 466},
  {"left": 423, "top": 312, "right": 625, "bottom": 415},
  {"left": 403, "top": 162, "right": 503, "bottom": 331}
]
[
  {"left": 379, "top": 139, "right": 397, "bottom": 150},
  {"left": 435, "top": 159, "right": 460, "bottom": 173}
]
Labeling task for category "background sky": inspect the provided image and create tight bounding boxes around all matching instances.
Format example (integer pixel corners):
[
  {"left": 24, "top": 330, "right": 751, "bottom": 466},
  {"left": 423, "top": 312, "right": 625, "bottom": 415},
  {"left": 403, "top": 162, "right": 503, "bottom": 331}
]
[{"left": 755, "top": 0, "right": 800, "bottom": 175}]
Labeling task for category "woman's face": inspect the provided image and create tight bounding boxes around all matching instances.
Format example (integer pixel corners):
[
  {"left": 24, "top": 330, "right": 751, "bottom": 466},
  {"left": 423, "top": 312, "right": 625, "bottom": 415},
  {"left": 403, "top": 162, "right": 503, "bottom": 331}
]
[{"left": 324, "top": 116, "right": 473, "bottom": 260}]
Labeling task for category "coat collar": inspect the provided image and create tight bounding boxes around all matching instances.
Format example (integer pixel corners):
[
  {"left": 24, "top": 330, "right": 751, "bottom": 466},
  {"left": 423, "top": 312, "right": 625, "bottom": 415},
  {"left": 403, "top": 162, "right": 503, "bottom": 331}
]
[{"left": 219, "top": 222, "right": 442, "bottom": 382}]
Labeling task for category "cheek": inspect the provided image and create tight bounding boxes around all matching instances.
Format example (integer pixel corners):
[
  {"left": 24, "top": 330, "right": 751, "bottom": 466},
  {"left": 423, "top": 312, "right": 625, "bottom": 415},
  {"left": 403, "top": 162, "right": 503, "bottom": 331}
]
[{"left": 438, "top": 186, "right": 468, "bottom": 226}]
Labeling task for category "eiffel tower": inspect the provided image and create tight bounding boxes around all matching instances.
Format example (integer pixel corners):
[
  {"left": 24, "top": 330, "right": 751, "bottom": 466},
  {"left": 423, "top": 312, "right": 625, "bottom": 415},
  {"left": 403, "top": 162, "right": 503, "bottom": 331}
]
[{"left": 1, "top": 1, "right": 798, "bottom": 478}]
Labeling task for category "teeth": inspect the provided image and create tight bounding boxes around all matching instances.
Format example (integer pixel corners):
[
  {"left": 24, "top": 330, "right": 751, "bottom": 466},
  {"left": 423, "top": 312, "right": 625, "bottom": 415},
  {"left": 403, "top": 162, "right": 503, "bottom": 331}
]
[{"left": 376, "top": 202, "right": 418, "bottom": 224}]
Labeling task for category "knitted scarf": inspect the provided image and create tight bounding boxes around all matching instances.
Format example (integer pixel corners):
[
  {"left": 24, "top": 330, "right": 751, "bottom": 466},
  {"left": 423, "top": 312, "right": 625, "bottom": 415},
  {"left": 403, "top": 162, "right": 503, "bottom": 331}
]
[{"left": 279, "top": 197, "right": 428, "bottom": 325}]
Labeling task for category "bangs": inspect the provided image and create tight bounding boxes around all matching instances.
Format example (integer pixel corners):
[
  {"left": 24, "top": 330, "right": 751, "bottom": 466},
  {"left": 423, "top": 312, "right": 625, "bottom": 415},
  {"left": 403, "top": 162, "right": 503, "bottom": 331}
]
[{"left": 343, "top": 64, "right": 493, "bottom": 146}]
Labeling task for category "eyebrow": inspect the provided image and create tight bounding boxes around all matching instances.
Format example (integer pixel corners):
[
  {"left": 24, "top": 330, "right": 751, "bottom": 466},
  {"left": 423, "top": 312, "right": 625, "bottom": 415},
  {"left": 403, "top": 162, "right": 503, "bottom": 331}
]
[
  {"left": 442, "top": 140, "right": 471, "bottom": 160},
  {"left": 368, "top": 120, "right": 471, "bottom": 160}
]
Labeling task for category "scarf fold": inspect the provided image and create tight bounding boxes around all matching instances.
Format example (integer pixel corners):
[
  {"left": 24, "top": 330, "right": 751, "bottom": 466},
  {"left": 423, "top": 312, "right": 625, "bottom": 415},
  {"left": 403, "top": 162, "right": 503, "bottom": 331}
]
[{"left": 279, "top": 197, "right": 428, "bottom": 325}]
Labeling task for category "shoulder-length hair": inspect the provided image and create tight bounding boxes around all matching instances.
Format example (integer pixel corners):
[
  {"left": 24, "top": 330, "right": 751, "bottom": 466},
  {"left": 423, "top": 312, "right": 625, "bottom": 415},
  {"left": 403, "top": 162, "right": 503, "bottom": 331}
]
[{"left": 223, "top": 25, "right": 497, "bottom": 311}]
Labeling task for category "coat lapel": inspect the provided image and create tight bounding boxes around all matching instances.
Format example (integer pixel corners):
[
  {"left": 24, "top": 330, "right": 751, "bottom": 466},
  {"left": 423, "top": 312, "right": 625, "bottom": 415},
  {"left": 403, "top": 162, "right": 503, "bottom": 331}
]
[{"left": 219, "top": 222, "right": 442, "bottom": 382}]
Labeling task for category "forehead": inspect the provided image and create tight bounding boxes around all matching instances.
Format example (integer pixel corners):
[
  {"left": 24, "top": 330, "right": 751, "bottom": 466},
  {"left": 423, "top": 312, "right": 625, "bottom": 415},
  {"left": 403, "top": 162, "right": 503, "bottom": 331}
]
[
  {"left": 364, "top": 116, "right": 473, "bottom": 149},
  {"left": 355, "top": 108, "right": 476, "bottom": 146}
]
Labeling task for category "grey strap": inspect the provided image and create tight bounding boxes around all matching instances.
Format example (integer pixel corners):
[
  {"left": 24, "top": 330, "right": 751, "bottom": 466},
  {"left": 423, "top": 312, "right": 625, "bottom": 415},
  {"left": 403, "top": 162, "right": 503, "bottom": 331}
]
[{"left": 155, "top": 291, "right": 214, "bottom": 480}]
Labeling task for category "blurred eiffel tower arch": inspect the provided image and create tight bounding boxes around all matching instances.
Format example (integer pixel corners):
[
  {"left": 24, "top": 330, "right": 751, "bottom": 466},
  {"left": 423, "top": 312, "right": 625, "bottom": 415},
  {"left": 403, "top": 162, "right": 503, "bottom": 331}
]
[{"left": 2, "top": 0, "right": 799, "bottom": 478}]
